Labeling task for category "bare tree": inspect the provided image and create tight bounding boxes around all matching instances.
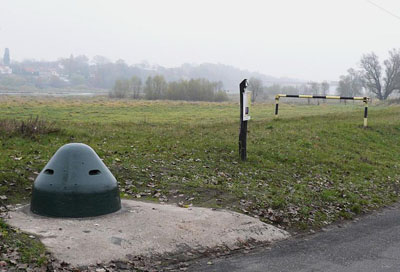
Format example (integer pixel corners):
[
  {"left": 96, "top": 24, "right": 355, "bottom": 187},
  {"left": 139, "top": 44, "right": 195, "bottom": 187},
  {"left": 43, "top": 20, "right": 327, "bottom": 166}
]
[
  {"left": 307, "top": 82, "right": 320, "bottom": 104},
  {"left": 383, "top": 49, "right": 400, "bottom": 98},
  {"left": 308, "top": 81, "right": 320, "bottom": 95},
  {"left": 321, "top": 81, "right": 330, "bottom": 96},
  {"left": 130, "top": 75, "right": 142, "bottom": 99},
  {"left": 215, "top": 80, "right": 224, "bottom": 91},
  {"left": 360, "top": 49, "right": 400, "bottom": 100},
  {"left": 337, "top": 68, "right": 363, "bottom": 98},
  {"left": 248, "top": 77, "right": 263, "bottom": 102}
]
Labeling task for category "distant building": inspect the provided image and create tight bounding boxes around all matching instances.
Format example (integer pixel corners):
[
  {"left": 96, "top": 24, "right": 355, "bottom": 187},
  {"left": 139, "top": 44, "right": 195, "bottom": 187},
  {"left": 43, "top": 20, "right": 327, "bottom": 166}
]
[
  {"left": 21, "top": 67, "right": 39, "bottom": 76},
  {"left": 0, "top": 65, "right": 12, "bottom": 74}
]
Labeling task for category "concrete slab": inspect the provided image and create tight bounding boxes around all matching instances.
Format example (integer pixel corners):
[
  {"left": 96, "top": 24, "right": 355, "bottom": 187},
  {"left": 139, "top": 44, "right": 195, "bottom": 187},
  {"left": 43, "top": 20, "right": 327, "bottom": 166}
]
[{"left": 6, "top": 199, "right": 289, "bottom": 266}]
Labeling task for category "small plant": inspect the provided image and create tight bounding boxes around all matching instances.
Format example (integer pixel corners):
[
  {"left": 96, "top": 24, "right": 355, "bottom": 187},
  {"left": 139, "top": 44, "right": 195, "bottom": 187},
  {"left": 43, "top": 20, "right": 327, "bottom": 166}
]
[{"left": 0, "top": 116, "right": 60, "bottom": 138}]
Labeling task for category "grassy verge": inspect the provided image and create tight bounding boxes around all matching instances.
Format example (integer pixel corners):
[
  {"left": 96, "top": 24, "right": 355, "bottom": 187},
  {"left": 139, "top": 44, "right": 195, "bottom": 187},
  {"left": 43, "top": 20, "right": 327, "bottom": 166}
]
[
  {"left": 0, "top": 218, "right": 48, "bottom": 269},
  {"left": 0, "top": 97, "right": 399, "bottom": 266}
]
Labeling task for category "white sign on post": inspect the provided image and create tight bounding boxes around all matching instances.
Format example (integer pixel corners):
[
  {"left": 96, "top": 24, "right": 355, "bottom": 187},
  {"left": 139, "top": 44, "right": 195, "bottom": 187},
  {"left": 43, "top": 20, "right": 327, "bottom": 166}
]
[{"left": 243, "top": 90, "right": 251, "bottom": 121}]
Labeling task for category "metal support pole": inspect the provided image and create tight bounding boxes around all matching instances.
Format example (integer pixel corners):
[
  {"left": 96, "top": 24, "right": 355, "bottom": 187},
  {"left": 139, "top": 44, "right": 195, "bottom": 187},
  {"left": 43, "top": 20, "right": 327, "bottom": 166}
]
[
  {"left": 239, "top": 79, "right": 248, "bottom": 161},
  {"left": 275, "top": 95, "right": 279, "bottom": 117},
  {"left": 363, "top": 98, "right": 368, "bottom": 128}
]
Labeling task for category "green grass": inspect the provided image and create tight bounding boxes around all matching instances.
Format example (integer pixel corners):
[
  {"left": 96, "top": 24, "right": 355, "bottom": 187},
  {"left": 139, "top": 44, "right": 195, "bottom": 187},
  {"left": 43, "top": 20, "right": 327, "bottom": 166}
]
[
  {"left": 0, "top": 218, "right": 48, "bottom": 268},
  {"left": 0, "top": 96, "right": 399, "bottom": 233}
]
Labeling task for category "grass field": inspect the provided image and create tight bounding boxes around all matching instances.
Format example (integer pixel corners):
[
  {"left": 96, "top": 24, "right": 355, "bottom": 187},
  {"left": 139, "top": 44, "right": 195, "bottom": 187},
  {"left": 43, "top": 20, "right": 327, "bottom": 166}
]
[{"left": 0, "top": 96, "right": 400, "bottom": 267}]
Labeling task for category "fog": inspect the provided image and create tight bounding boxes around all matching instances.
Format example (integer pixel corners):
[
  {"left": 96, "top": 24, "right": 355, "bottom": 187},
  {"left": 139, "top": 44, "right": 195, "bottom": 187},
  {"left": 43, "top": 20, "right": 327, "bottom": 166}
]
[{"left": 1, "top": 0, "right": 400, "bottom": 81}]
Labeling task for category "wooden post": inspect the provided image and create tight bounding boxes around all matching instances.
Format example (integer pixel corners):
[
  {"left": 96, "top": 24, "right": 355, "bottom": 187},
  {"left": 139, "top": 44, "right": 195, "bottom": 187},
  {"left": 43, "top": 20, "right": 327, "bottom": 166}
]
[
  {"left": 239, "top": 79, "right": 248, "bottom": 161},
  {"left": 363, "top": 98, "right": 368, "bottom": 128},
  {"left": 275, "top": 95, "right": 279, "bottom": 117}
]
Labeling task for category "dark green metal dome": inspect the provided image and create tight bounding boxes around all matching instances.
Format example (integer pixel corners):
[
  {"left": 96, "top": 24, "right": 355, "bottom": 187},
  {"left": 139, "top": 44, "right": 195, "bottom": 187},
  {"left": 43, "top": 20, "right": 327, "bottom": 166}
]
[{"left": 31, "top": 143, "right": 121, "bottom": 217}]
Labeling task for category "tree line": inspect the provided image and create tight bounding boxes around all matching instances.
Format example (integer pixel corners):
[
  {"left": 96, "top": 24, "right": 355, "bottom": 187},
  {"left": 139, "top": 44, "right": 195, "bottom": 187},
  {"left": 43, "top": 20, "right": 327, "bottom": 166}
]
[
  {"left": 109, "top": 75, "right": 229, "bottom": 102},
  {"left": 1, "top": 50, "right": 295, "bottom": 93},
  {"left": 248, "top": 49, "right": 400, "bottom": 102},
  {"left": 246, "top": 77, "right": 330, "bottom": 102}
]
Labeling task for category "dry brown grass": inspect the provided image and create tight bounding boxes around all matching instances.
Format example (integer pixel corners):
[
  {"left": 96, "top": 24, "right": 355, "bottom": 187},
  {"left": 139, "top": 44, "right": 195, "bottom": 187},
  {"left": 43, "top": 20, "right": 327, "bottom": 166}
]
[{"left": 0, "top": 116, "right": 60, "bottom": 138}]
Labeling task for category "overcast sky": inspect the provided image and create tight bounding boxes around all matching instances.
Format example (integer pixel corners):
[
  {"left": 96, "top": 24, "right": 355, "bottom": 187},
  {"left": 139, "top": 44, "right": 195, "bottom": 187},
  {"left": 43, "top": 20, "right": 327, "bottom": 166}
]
[{"left": 0, "top": 0, "right": 399, "bottom": 81}]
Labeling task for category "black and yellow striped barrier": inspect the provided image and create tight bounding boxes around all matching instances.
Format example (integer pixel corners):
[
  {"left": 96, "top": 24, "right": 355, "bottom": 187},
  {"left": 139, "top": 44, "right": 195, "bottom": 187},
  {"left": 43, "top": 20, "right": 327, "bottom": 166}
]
[{"left": 274, "top": 94, "right": 370, "bottom": 127}]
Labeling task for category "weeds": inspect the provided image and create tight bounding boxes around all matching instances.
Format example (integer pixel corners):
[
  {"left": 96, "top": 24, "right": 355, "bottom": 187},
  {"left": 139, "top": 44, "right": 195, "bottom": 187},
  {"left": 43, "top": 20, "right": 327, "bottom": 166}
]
[{"left": 0, "top": 116, "right": 60, "bottom": 138}]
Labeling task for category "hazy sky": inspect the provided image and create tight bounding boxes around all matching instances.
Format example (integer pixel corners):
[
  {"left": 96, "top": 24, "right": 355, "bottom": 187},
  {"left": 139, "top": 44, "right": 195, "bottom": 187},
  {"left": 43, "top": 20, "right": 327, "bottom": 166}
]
[{"left": 1, "top": 0, "right": 400, "bottom": 81}]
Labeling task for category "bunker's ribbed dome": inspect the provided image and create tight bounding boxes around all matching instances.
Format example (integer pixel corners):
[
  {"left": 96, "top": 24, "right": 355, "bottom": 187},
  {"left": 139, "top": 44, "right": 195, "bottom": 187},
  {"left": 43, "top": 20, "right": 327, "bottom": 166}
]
[{"left": 31, "top": 143, "right": 121, "bottom": 217}]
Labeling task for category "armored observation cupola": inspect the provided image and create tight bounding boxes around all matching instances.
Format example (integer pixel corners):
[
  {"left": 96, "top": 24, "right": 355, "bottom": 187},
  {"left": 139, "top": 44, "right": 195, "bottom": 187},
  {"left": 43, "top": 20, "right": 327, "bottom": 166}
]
[{"left": 31, "top": 143, "right": 121, "bottom": 217}]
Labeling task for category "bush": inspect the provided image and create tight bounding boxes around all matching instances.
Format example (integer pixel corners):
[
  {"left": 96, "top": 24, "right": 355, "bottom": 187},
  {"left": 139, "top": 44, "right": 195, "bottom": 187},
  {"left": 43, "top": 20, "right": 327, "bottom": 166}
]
[
  {"left": 165, "top": 78, "right": 229, "bottom": 102},
  {"left": 214, "top": 90, "right": 229, "bottom": 102},
  {"left": 109, "top": 79, "right": 130, "bottom": 98}
]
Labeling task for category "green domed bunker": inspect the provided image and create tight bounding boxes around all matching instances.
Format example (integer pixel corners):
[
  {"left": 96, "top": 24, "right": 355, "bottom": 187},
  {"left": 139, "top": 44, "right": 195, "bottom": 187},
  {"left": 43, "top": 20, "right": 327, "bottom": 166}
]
[{"left": 31, "top": 143, "right": 121, "bottom": 217}]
